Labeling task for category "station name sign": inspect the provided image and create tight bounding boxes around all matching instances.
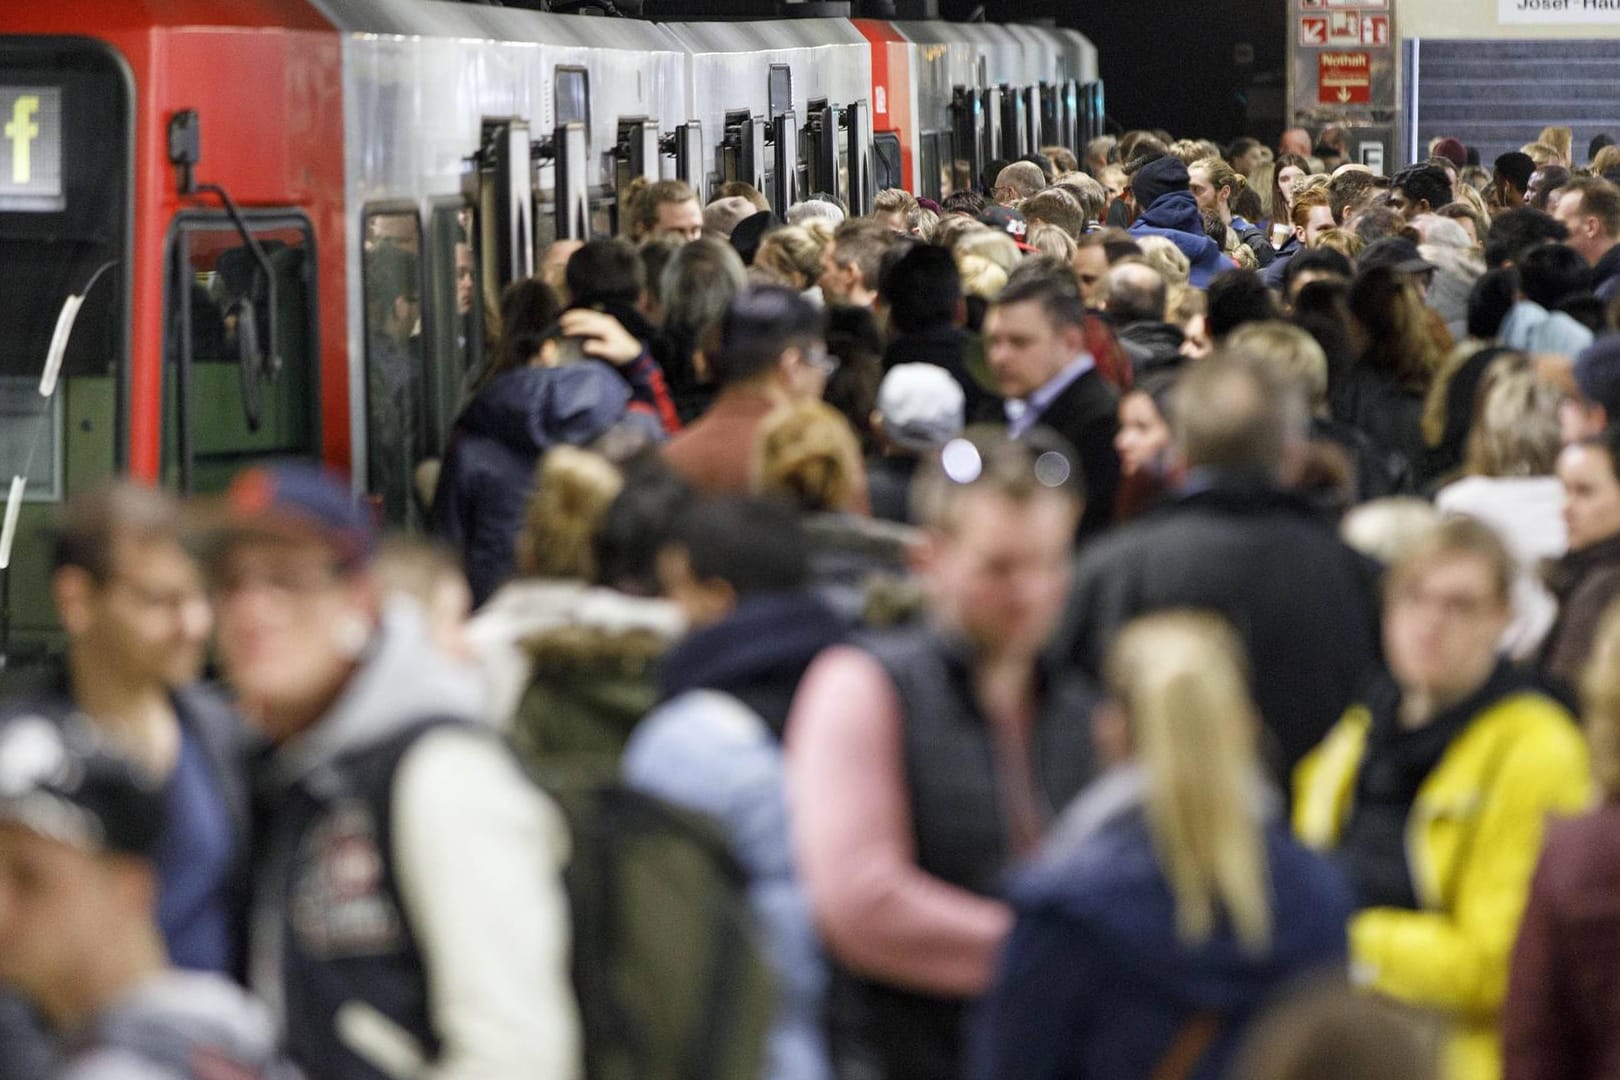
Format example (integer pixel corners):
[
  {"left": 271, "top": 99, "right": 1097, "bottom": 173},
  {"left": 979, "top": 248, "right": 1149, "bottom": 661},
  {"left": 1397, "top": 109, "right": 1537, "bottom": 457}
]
[{"left": 1501, "top": 0, "right": 1620, "bottom": 21}]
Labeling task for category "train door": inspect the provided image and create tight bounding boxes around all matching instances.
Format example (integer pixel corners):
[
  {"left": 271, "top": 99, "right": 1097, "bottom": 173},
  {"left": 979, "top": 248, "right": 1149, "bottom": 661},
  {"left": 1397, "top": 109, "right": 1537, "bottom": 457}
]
[
  {"left": 359, "top": 201, "right": 484, "bottom": 531},
  {"left": 160, "top": 211, "right": 319, "bottom": 496},
  {"left": 0, "top": 38, "right": 129, "bottom": 661}
]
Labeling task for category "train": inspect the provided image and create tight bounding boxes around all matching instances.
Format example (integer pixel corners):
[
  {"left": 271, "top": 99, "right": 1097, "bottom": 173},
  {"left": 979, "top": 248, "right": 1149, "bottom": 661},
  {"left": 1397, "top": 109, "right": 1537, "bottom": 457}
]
[{"left": 0, "top": 0, "right": 1101, "bottom": 654}]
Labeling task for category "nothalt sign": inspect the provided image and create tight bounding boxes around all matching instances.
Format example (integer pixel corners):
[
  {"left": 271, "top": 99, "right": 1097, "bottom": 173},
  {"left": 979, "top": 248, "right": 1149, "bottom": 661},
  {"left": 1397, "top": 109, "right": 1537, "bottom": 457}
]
[{"left": 1318, "top": 51, "right": 1371, "bottom": 103}]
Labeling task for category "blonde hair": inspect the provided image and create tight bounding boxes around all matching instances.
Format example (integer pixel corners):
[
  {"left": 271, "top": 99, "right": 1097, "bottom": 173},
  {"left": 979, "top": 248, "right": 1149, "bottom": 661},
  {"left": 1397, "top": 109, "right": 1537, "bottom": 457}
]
[
  {"left": 955, "top": 229, "right": 1021, "bottom": 275},
  {"left": 1135, "top": 235, "right": 1190, "bottom": 288},
  {"left": 755, "top": 400, "right": 866, "bottom": 513},
  {"left": 1522, "top": 141, "right": 1560, "bottom": 168},
  {"left": 1226, "top": 321, "right": 1330, "bottom": 408},
  {"left": 957, "top": 252, "right": 1009, "bottom": 300},
  {"left": 755, "top": 224, "right": 828, "bottom": 289},
  {"left": 1191, "top": 156, "right": 1248, "bottom": 206},
  {"left": 1583, "top": 603, "right": 1620, "bottom": 796},
  {"left": 1106, "top": 612, "right": 1273, "bottom": 952},
  {"left": 1538, "top": 126, "right": 1574, "bottom": 167},
  {"left": 518, "top": 446, "right": 624, "bottom": 580},
  {"left": 1027, "top": 222, "right": 1077, "bottom": 261},
  {"left": 1463, "top": 351, "right": 1562, "bottom": 478},
  {"left": 1312, "top": 228, "right": 1363, "bottom": 260},
  {"left": 1340, "top": 497, "right": 1441, "bottom": 566},
  {"left": 1249, "top": 160, "right": 1278, "bottom": 220},
  {"left": 905, "top": 206, "right": 940, "bottom": 242},
  {"left": 1594, "top": 144, "right": 1620, "bottom": 176}
]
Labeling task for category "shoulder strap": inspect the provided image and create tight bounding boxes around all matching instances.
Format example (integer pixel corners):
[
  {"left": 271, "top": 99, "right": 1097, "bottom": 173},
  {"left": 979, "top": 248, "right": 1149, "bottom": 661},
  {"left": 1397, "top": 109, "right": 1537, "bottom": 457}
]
[{"left": 1150, "top": 1011, "right": 1222, "bottom": 1080}]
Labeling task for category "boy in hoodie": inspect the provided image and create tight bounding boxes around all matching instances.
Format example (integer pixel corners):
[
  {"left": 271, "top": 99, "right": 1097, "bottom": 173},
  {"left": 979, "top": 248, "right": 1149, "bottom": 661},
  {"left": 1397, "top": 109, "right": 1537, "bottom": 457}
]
[
  {"left": 1126, "top": 155, "right": 1231, "bottom": 288},
  {"left": 210, "top": 463, "right": 581, "bottom": 1080},
  {"left": 0, "top": 717, "right": 299, "bottom": 1080},
  {"left": 623, "top": 496, "right": 846, "bottom": 1080}
]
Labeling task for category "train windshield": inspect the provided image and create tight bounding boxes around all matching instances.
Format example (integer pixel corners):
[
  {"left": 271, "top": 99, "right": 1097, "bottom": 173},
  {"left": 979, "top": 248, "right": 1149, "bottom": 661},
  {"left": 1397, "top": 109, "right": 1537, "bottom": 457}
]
[{"left": 0, "top": 39, "right": 129, "bottom": 504}]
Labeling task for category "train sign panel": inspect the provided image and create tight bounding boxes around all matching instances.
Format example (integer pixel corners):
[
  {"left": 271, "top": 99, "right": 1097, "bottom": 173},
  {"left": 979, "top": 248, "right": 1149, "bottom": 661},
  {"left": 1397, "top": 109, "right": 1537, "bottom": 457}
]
[
  {"left": 1318, "top": 51, "right": 1372, "bottom": 103},
  {"left": 0, "top": 86, "right": 63, "bottom": 212},
  {"left": 1299, "top": 12, "right": 1390, "bottom": 46}
]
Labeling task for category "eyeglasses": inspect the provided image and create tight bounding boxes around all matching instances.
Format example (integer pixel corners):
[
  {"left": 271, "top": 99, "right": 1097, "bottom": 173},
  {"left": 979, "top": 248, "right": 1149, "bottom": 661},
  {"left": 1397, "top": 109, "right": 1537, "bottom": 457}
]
[{"left": 800, "top": 345, "right": 839, "bottom": 377}]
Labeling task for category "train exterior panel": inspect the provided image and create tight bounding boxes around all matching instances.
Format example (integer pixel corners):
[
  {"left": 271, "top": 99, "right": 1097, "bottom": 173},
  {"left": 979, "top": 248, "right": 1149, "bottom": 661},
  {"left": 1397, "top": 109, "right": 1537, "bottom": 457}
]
[
  {"left": 0, "top": 0, "right": 1097, "bottom": 659},
  {"left": 0, "top": 1, "right": 346, "bottom": 649}
]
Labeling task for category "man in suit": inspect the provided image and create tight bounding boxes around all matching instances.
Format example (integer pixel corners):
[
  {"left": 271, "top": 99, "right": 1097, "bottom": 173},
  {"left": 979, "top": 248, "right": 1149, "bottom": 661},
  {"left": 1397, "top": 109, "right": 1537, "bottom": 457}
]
[{"left": 984, "top": 257, "right": 1121, "bottom": 539}]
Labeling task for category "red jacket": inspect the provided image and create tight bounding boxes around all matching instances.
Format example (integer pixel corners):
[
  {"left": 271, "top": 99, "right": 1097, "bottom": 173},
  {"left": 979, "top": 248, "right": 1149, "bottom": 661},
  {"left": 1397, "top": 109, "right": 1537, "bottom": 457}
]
[{"left": 1504, "top": 801, "right": 1620, "bottom": 1080}]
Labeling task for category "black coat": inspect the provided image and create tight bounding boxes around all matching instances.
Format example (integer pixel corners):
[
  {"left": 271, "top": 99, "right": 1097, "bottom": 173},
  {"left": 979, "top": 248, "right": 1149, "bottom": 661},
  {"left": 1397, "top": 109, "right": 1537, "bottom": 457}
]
[
  {"left": 1025, "top": 368, "right": 1121, "bottom": 541},
  {"left": 1116, "top": 321, "right": 1186, "bottom": 379},
  {"left": 1056, "top": 473, "right": 1381, "bottom": 777},
  {"left": 883, "top": 325, "right": 1003, "bottom": 425},
  {"left": 430, "top": 364, "right": 635, "bottom": 607}
]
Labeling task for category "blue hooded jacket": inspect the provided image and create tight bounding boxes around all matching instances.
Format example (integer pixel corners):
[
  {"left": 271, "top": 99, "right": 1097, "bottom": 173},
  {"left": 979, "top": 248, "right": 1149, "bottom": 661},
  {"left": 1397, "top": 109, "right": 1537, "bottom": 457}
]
[
  {"left": 1129, "top": 192, "right": 1233, "bottom": 289},
  {"left": 431, "top": 363, "right": 652, "bottom": 606},
  {"left": 972, "top": 767, "right": 1352, "bottom": 1080}
]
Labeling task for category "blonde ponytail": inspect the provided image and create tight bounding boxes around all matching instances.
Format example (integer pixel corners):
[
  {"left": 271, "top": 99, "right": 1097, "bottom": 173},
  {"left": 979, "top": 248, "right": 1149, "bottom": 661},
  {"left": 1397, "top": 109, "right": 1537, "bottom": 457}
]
[
  {"left": 1106, "top": 611, "right": 1273, "bottom": 952},
  {"left": 517, "top": 445, "right": 624, "bottom": 581}
]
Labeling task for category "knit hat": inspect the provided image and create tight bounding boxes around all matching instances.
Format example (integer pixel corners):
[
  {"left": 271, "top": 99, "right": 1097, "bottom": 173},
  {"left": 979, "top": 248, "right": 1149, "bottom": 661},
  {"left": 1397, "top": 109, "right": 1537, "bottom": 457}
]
[
  {"left": 1129, "top": 155, "right": 1190, "bottom": 213},
  {"left": 876, "top": 364, "right": 966, "bottom": 452},
  {"left": 1432, "top": 137, "right": 1467, "bottom": 170}
]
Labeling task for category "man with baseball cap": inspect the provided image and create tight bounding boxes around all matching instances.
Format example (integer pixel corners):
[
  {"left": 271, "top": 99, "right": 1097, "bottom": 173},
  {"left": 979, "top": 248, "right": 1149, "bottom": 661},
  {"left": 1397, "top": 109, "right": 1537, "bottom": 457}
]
[
  {"left": 0, "top": 717, "right": 299, "bottom": 1079},
  {"left": 206, "top": 462, "right": 581, "bottom": 1080}
]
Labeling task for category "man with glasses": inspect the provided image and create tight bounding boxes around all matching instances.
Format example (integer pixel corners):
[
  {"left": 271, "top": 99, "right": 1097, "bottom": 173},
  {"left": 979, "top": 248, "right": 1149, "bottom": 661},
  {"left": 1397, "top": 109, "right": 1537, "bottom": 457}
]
[
  {"left": 206, "top": 463, "right": 580, "bottom": 1080},
  {"left": 662, "top": 286, "right": 833, "bottom": 495},
  {"left": 0, "top": 484, "right": 253, "bottom": 1080},
  {"left": 787, "top": 429, "right": 1097, "bottom": 1080},
  {"left": 1294, "top": 517, "right": 1589, "bottom": 1080}
]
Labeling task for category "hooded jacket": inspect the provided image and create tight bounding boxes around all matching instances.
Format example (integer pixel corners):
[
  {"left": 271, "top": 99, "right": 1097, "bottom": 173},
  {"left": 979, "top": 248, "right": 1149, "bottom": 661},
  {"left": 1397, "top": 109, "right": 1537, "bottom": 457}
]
[
  {"left": 431, "top": 363, "right": 648, "bottom": 607},
  {"left": 61, "top": 972, "right": 301, "bottom": 1080},
  {"left": 1129, "top": 193, "right": 1232, "bottom": 289},
  {"left": 623, "top": 592, "right": 846, "bottom": 1080},
  {"left": 1295, "top": 677, "right": 1591, "bottom": 1080},
  {"left": 251, "top": 601, "right": 580, "bottom": 1080},
  {"left": 972, "top": 767, "right": 1351, "bottom": 1080},
  {"left": 1499, "top": 299, "right": 1595, "bottom": 360}
]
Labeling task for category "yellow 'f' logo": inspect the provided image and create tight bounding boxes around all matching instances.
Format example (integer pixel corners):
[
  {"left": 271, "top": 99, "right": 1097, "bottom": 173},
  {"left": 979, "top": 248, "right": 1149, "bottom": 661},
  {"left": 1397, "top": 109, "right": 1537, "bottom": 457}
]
[{"left": 5, "top": 96, "right": 40, "bottom": 185}]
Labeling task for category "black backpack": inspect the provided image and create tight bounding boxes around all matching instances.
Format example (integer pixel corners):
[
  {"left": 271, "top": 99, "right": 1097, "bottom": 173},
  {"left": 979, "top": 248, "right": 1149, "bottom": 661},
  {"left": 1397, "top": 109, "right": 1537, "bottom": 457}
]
[{"left": 537, "top": 763, "right": 776, "bottom": 1080}]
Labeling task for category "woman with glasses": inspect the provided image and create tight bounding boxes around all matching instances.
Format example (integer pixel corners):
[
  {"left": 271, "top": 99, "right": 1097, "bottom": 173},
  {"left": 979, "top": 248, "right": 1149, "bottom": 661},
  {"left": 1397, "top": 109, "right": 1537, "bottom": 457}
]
[{"left": 1295, "top": 517, "right": 1591, "bottom": 1080}]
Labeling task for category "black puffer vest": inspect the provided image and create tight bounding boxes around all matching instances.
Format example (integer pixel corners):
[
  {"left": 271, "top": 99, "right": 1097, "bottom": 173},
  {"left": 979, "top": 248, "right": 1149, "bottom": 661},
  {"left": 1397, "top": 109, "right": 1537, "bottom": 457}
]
[{"left": 826, "top": 626, "right": 1097, "bottom": 1080}]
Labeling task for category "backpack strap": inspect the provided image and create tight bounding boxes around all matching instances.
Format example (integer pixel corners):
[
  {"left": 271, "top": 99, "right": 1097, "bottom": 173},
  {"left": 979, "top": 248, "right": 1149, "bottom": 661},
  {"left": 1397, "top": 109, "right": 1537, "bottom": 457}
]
[{"left": 1150, "top": 1011, "right": 1222, "bottom": 1080}]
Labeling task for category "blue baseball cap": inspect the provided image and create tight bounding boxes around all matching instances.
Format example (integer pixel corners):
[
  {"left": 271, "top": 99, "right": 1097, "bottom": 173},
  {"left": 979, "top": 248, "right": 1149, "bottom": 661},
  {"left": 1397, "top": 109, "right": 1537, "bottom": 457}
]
[{"left": 205, "top": 461, "right": 378, "bottom": 570}]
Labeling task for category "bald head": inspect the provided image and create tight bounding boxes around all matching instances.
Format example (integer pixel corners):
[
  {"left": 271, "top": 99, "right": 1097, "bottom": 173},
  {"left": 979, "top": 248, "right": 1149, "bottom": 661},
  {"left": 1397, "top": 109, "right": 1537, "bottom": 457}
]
[
  {"left": 1100, "top": 261, "right": 1167, "bottom": 325},
  {"left": 995, "top": 162, "right": 1048, "bottom": 202},
  {"left": 1280, "top": 127, "right": 1313, "bottom": 158}
]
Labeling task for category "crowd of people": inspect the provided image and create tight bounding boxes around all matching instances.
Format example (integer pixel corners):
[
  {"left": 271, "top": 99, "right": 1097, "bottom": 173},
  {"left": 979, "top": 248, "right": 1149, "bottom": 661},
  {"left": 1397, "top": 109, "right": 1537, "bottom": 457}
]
[{"left": 5, "top": 120, "right": 1620, "bottom": 1080}]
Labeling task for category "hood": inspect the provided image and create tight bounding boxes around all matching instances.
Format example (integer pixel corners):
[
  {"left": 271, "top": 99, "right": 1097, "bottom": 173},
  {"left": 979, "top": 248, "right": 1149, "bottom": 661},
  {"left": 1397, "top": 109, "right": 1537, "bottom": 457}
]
[
  {"left": 457, "top": 363, "right": 631, "bottom": 454},
  {"left": 659, "top": 591, "right": 845, "bottom": 702},
  {"left": 266, "top": 599, "right": 485, "bottom": 788},
  {"left": 1135, "top": 191, "right": 1206, "bottom": 236},
  {"left": 1500, "top": 299, "right": 1596, "bottom": 359},
  {"left": 76, "top": 972, "right": 296, "bottom": 1078},
  {"left": 1014, "top": 767, "right": 1348, "bottom": 1014},
  {"left": 1130, "top": 196, "right": 1229, "bottom": 287}
]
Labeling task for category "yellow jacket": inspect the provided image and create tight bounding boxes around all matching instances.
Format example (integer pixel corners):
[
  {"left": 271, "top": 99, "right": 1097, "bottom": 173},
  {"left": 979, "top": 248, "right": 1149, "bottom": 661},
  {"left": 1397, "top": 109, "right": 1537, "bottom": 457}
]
[{"left": 1294, "top": 690, "right": 1591, "bottom": 1080}]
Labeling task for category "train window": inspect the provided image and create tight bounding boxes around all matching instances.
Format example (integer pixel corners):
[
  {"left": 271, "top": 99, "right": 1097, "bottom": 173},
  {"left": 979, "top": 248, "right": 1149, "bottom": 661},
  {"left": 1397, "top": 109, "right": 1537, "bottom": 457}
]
[
  {"left": 769, "top": 65, "right": 792, "bottom": 120},
  {"left": 361, "top": 209, "right": 426, "bottom": 529},
  {"left": 161, "top": 213, "right": 317, "bottom": 495},
  {"left": 555, "top": 67, "right": 590, "bottom": 131},
  {"left": 874, "top": 133, "right": 902, "bottom": 192},
  {"left": 423, "top": 203, "right": 484, "bottom": 469}
]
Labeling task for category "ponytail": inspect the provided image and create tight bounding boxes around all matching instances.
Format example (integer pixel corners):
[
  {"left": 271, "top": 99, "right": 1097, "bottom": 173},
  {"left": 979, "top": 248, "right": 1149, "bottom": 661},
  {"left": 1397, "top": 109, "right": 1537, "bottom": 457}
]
[{"left": 1106, "top": 611, "right": 1273, "bottom": 952}]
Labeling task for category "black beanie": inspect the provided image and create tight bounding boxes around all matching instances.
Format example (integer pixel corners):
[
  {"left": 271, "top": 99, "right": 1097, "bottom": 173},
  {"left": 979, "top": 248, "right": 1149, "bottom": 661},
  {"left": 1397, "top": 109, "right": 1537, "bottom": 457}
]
[
  {"left": 729, "top": 210, "right": 779, "bottom": 266},
  {"left": 1131, "top": 155, "right": 1190, "bottom": 212}
]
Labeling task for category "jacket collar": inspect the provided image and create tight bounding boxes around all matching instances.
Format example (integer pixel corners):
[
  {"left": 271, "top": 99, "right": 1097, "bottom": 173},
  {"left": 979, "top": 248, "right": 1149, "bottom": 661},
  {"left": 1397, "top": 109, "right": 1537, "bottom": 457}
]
[
  {"left": 659, "top": 591, "right": 844, "bottom": 700},
  {"left": 1547, "top": 532, "right": 1620, "bottom": 595}
]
